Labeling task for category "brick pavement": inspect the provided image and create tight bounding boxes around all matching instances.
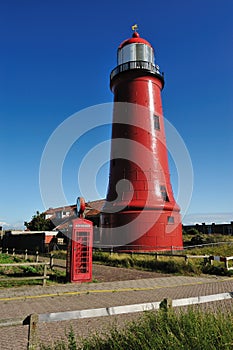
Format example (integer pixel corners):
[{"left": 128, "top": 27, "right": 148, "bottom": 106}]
[{"left": 0, "top": 274, "right": 232, "bottom": 349}]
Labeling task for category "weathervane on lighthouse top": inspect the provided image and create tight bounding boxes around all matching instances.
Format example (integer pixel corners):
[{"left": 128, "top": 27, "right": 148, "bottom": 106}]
[{"left": 131, "top": 24, "right": 138, "bottom": 32}]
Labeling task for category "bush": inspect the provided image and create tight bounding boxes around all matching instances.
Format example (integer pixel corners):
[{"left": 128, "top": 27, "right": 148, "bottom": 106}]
[
  {"left": 190, "top": 234, "right": 205, "bottom": 245},
  {"left": 201, "top": 264, "right": 229, "bottom": 276},
  {"left": 187, "top": 228, "right": 201, "bottom": 235}
]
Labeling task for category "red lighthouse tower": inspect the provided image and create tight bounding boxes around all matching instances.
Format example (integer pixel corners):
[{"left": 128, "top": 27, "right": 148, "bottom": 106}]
[{"left": 100, "top": 28, "right": 183, "bottom": 251}]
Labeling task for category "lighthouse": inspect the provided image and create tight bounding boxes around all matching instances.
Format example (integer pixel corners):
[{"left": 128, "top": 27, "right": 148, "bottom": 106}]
[{"left": 100, "top": 27, "right": 183, "bottom": 251}]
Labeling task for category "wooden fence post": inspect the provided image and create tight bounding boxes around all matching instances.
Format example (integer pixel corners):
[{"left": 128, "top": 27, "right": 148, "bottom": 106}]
[
  {"left": 35, "top": 251, "right": 39, "bottom": 263},
  {"left": 12, "top": 248, "right": 15, "bottom": 256},
  {"left": 43, "top": 264, "right": 47, "bottom": 287},
  {"left": 6, "top": 248, "right": 8, "bottom": 255},
  {"left": 159, "top": 298, "right": 172, "bottom": 311},
  {"left": 209, "top": 256, "right": 213, "bottom": 265},
  {"left": 49, "top": 254, "right": 54, "bottom": 269},
  {"left": 27, "top": 313, "right": 38, "bottom": 350},
  {"left": 25, "top": 249, "right": 28, "bottom": 260}
]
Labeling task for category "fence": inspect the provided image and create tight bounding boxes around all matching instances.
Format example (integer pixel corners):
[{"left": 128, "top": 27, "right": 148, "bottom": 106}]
[
  {"left": 209, "top": 255, "right": 233, "bottom": 270},
  {"left": 0, "top": 247, "right": 41, "bottom": 260},
  {"left": 0, "top": 261, "right": 50, "bottom": 286},
  {"left": 1, "top": 247, "right": 233, "bottom": 271},
  {"left": 0, "top": 247, "right": 58, "bottom": 267},
  {"left": 0, "top": 248, "right": 56, "bottom": 286},
  {"left": 95, "top": 241, "right": 233, "bottom": 252},
  {"left": 95, "top": 249, "right": 233, "bottom": 271}
]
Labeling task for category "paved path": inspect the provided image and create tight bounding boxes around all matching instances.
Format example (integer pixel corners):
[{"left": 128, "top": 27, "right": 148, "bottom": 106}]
[{"left": 0, "top": 273, "right": 233, "bottom": 349}]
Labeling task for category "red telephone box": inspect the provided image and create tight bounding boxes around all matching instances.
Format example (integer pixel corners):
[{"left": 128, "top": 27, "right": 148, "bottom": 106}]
[{"left": 66, "top": 198, "right": 93, "bottom": 283}]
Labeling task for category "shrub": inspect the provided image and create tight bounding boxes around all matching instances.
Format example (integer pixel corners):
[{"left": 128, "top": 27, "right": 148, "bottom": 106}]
[
  {"left": 187, "top": 228, "right": 200, "bottom": 235},
  {"left": 190, "top": 234, "right": 205, "bottom": 245}
]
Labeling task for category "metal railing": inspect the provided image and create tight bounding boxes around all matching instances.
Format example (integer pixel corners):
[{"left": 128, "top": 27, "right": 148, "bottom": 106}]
[{"left": 110, "top": 60, "right": 164, "bottom": 81}]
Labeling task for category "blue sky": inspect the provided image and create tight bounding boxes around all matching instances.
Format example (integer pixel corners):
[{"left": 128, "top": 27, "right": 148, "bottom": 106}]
[{"left": 1, "top": 0, "right": 233, "bottom": 228}]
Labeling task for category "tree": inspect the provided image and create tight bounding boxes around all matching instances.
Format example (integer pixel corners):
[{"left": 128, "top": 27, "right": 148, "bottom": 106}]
[
  {"left": 187, "top": 228, "right": 201, "bottom": 236},
  {"left": 24, "top": 211, "right": 55, "bottom": 231},
  {"left": 190, "top": 234, "right": 204, "bottom": 246}
]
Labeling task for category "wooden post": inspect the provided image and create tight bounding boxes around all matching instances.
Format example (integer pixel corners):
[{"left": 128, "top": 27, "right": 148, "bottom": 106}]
[
  {"left": 6, "top": 248, "right": 8, "bottom": 255},
  {"left": 27, "top": 313, "right": 38, "bottom": 350},
  {"left": 185, "top": 255, "right": 189, "bottom": 264},
  {"left": 35, "top": 251, "right": 39, "bottom": 263},
  {"left": 12, "top": 248, "right": 15, "bottom": 256},
  {"left": 25, "top": 249, "right": 28, "bottom": 260},
  {"left": 43, "top": 264, "right": 47, "bottom": 287},
  {"left": 159, "top": 298, "right": 172, "bottom": 311},
  {"left": 225, "top": 258, "right": 229, "bottom": 270},
  {"left": 49, "top": 254, "right": 54, "bottom": 269}
]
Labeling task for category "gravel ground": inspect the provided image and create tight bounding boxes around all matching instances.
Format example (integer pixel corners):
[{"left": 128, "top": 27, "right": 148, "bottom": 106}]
[{"left": 92, "top": 263, "right": 170, "bottom": 281}]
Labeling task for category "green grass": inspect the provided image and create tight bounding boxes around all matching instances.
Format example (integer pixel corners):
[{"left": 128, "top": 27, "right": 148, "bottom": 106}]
[
  {"left": 0, "top": 253, "right": 67, "bottom": 287},
  {"left": 39, "top": 308, "right": 233, "bottom": 350},
  {"left": 0, "top": 253, "right": 22, "bottom": 264},
  {"left": 186, "top": 243, "right": 233, "bottom": 257},
  {"left": 0, "top": 253, "right": 43, "bottom": 287},
  {"left": 49, "top": 250, "right": 67, "bottom": 260},
  {"left": 93, "top": 243, "right": 233, "bottom": 277},
  {"left": 93, "top": 251, "right": 198, "bottom": 275},
  {"left": 183, "top": 233, "right": 233, "bottom": 245}
]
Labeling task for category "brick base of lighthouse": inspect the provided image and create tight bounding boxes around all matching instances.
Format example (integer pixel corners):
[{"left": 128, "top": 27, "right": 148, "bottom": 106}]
[{"left": 100, "top": 208, "right": 183, "bottom": 251}]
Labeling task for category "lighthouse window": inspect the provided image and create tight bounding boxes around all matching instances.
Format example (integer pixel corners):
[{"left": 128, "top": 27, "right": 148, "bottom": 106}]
[
  {"left": 154, "top": 115, "right": 160, "bottom": 130},
  {"left": 167, "top": 216, "right": 175, "bottom": 224},
  {"left": 160, "top": 185, "right": 169, "bottom": 202}
]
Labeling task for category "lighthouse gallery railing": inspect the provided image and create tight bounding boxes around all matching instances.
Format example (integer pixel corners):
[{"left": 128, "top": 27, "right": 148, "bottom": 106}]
[{"left": 110, "top": 60, "right": 164, "bottom": 80}]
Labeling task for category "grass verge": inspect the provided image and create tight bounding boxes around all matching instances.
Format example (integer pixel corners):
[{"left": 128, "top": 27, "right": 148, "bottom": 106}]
[
  {"left": 93, "top": 247, "right": 233, "bottom": 277},
  {"left": 0, "top": 253, "right": 67, "bottom": 287},
  {"left": 40, "top": 308, "right": 233, "bottom": 350}
]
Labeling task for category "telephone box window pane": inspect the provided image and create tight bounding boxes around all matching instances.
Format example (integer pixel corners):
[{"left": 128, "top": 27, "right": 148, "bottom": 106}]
[
  {"left": 154, "top": 115, "right": 160, "bottom": 130},
  {"left": 78, "top": 231, "right": 88, "bottom": 237}
]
